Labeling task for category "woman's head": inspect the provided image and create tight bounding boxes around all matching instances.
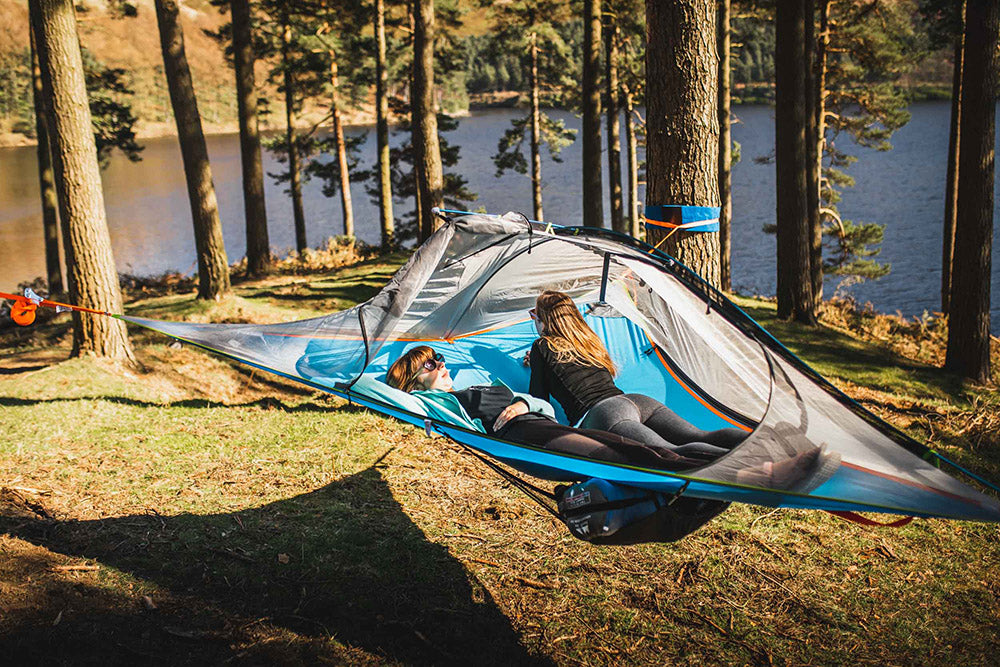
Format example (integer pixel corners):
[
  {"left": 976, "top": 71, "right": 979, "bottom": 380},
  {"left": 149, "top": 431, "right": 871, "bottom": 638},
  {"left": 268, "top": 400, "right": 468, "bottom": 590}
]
[
  {"left": 386, "top": 345, "right": 453, "bottom": 392},
  {"left": 534, "top": 290, "right": 616, "bottom": 375}
]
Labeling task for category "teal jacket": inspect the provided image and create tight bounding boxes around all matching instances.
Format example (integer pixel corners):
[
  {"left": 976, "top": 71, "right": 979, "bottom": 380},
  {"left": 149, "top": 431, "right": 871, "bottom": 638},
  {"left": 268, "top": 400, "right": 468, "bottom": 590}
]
[{"left": 413, "top": 378, "right": 555, "bottom": 432}]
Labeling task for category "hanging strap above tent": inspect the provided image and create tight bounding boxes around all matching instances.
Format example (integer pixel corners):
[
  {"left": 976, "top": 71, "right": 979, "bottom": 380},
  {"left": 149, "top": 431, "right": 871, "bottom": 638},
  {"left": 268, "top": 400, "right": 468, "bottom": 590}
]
[{"left": 644, "top": 205, "right": 721, "bottom": 234}]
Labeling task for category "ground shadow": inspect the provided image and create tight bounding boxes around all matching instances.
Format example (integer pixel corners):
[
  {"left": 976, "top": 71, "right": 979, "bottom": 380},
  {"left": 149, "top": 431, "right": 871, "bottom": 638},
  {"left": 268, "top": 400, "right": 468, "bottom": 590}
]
[{"left": 0, "top": 467, "right": 548, "bottom": 665}]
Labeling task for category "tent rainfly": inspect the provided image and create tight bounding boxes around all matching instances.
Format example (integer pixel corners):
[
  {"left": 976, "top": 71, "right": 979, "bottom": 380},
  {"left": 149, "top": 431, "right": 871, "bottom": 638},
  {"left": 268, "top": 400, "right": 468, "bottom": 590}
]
[{"left": 102, "top": 212, "right": 1000, "bottom": 524}]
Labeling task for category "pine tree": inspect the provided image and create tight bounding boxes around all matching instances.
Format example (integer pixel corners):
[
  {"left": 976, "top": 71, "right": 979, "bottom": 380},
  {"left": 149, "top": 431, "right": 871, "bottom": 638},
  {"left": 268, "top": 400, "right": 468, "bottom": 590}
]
[
  {"left": 945, "top": 0, "right": 997, "bottom": 383},
  {"left": 29, "top": 0, "right": 133, "bottom": 360},
  {"left": 412, "top": 0, "right": 445, "bottom": 240},
  {"left": 374, "top": 0, "right": 395, "bottom": 247},
  {"left": 231, "top": 0, "right": 271, "bottom": 277},
  {"left": 718, "top": 0, "right": 733, "bottom": 290},
  {"left": 154, "top": 0, "right": 231, "bottom": 300},
  {"left": 774, "top": 0, "right": 816, "bottom": 324},
  {"left": 29, "top": 22, "right": 62, "bottom": 295},
  {"left": 488, "top": 1, "right": 576, "bottom": 221},
  {"left": 582, "top": 0, "right": 603, "bottom": 227},
  {"left": 645, "top": 0, "right": 721, "bottom": 286}
]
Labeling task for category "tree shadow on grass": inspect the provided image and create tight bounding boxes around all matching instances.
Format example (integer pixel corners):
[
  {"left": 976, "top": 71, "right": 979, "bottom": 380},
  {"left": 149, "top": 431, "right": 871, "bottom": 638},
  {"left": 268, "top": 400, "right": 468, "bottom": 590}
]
[{"left": 0, "top": 467, "right": 548, "bottom": 665}]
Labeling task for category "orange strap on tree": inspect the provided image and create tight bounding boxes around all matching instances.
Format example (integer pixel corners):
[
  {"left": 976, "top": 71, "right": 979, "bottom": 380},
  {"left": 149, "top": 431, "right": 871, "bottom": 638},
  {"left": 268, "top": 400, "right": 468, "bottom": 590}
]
[{"left": 1, "top": 288, "right": 113, "bottom": 327}]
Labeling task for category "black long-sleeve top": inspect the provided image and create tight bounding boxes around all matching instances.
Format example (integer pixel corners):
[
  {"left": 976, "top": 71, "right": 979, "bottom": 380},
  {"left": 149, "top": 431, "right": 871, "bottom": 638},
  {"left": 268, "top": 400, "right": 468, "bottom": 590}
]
[{"left": 528, "top": 338, "right": 622, "bottom": 424}]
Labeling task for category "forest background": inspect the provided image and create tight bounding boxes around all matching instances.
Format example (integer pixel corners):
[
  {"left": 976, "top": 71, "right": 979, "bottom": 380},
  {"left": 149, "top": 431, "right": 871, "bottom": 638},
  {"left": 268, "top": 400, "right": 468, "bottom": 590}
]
[{"left": 0, "top": 0, "right": 956, "bottom": 148}]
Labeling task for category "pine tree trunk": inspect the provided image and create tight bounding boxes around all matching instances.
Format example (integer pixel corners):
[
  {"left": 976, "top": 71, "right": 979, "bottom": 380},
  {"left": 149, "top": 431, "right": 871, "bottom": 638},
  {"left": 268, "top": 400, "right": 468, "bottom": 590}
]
[
  {"left": 231, "top": 0, "right": 270, "bottom": 277},
  {"left": 155, "top": 0, "right": 231, "bottom": 300},
  {"left": 412, "top": 0, "right": 444, "bottom": 240},
  {"left": 281, "top": 14, "right": 307, "bottom": 252},
  {"left": 942, "top": 7, "right": 965, "bottom": 315},
  {"left": 774, "top": 0, "right": 816, "bottom": 324},
  {"left": 604, "top": 17, "right": 624, "bottom": 233},
  {"left": 29, "top": 0, "right": 133, "bottom": 360},
  {"left": 717, "top": 0, "right": 732, "bottom": 291},
  {"left": 945, "top": 0, "right": 997, "bottom": 384},
  {"left": 375, "top": 0, "right": 394, "bottom": 246},
  {"left": 804, "top": 0, "right": 822, "bottom": 308},
  {"left": 30, "top": 22, "right": 63, "bottom": 295},
  {"left": 624, "top": 91, "right": 639, "bottom": 238},
  {"left": 529, "top": 32, "right": 543, "bottom": 221},
  {"left": 814, "top": 0, "right": 829, "bottom": 306},
  {"left": 330, "top": 51, "right": 354, "bottom": 238},
  {"left": 582, "top": 0, "right": 604, "bottom": 227},
  {"left": 645, "top": 0, "right": 721, "bottom": 287}
]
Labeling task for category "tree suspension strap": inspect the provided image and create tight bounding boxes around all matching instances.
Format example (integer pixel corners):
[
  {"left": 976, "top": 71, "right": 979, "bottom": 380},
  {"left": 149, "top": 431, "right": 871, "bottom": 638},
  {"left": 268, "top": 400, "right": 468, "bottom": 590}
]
[
  {"left": 0, "top": 288, "right": 112, "bottom": 327},
  {"left": 644, "top": 205, "right": 720, "bottom": 250}
]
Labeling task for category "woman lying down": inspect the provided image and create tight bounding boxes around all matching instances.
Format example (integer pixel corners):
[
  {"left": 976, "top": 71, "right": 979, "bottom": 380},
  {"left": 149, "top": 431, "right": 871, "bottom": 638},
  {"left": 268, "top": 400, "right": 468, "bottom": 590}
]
[{"left": 386, "top": 345, "right": 821, "bottom": 485}]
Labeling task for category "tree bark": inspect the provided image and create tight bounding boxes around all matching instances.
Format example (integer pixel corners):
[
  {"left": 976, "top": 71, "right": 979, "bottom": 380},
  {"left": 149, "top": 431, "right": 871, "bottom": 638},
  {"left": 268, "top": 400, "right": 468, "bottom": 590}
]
[
  {"left": 645, "top": 0, "right": 721, "bottom": 287},
  {"left": 375, "top": 0, "right": 394, "bottom": 247},
  {"left": 942, "top": 3, "right": 965, "bottom": 315},
  {"left": 804, "top": 0, "right": 822, "bottom": 308},
  {"left": 281, "top": 13, "right": 307, "bottom": 253},
  {"left": 717, "top": 0, "right": 732, "bottom": 291},
  {"left": 231, "top": 0, "right": 270, "bottom": 277},
  {"left": 330, "top": 50, "right": 354, "bottom": 238},
  {"left": 624, "top": 91, "right": 639, "bottom": 238},
  {"left": 29, "top": 0, "right": 133, "bottom": 360},
  {"left": 412, "top": 0, "right": 444, "bottom": 240},
  {"left": 529, "top": 32, "right": 543, "bottom": 221},
  {"left": 945, "top": 0, "right": 997, "bottom": 383},
  {"left": 582, "top": 0, "right": 604, "bottom": 227},
  {"left": 604, "top": 16, "right": 624, "bottom": 233},
  {"left": 813, "top": 0, "right": 829, "bottom": 308},
  {"left": 155, "top": 0, "right": 231, "bottom": 300},
  {"left": 30, "top": 22, "right": 63, "bottom": 295},
  {"left": 774, "top": 0, "right": 816, "bottom": 324}
]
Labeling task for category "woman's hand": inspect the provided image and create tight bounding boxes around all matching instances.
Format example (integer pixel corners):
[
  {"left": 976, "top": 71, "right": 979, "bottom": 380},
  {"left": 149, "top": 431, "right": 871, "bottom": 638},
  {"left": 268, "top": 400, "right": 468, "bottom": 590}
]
[
  {"left": 493, "top": 400, "right": 529, "bottom": 431},
  {"left": 523, "top": 350, "right": 531, "bottom": 367}
]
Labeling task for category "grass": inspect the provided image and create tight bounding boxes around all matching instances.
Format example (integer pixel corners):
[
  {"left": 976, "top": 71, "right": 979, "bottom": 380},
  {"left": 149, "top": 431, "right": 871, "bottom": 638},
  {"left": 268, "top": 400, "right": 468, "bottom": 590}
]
[{"left": 1, "top": 258, "right": 998, "bottom": 665}]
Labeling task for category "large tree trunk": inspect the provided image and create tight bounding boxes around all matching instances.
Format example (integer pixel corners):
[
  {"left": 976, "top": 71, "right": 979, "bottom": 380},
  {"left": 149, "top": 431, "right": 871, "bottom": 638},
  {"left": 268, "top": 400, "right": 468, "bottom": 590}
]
[
  {"left": 945, "top": 0, "right": 997, "bottom": 383},
  {"left": 717, "top": 0, "right": 732, "bottom": 291},
  {"left": 155, "top": 0, "right": 231, "bottom": 300},
  {"left": 281, "top": 13, "right": 307, "bottom": 253},
  {"left": 624, "top": 91, "right": 639, "bottom": 238},
  {"left": 375, "top": 0, "right": 394, "bottom": 247},
  {"left": 330, "top": 50, "right": 355, "bottom": 238},
  {"left": 30, "top": 22, "right": 63, "bottom": 295},
  {"left": 529, "top": 32, "right": 543, "bottom": 221},
  {"left": 604, "top": 17, "right": 624, "bottom": 233},
  {"left": 942, "top": 4, "right": 965, "bottom": 315},
  {"left": 582, "top": 0, "right": 604, "bottom": 227},
  {"left": 804, "top": 0, "right": 822, "bottom": 308},
  {"left": 231, "top": 0, "right": 269, "bottom": 277},
  {"left": 29, "top": 0, "right": 133, "bottom": 360},
  {"left": 774, "top": 0, "right": 816, "bottom": 324},
  {"left": 645, "top": 0, "right": 721, "bottom": 287},
  {"left": 412, "top": 0, "right": 444, "bottom": 241}
]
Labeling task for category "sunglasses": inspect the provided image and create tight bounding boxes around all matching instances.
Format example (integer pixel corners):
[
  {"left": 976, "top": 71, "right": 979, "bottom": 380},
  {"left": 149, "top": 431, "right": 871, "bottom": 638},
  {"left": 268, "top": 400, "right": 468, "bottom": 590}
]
[
  {"left": 528, "top": 308, "right": 538, "bottom": 320},
  {"left": 408, "top": 352, "right": 444, "bottom": 386}
]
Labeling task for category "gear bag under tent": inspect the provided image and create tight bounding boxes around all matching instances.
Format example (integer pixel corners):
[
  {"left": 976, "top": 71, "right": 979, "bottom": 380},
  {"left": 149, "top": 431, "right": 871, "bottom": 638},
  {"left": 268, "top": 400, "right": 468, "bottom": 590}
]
[{"left": 120, "top": 212, "right": 1000, "bottom": 526}]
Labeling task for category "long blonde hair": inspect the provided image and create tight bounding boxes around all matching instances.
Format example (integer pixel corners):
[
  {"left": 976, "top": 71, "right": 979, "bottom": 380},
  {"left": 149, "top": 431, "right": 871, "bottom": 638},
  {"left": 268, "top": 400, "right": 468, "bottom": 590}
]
[{"left": 535, "top": 291, "right": 616, "bottom": 376}]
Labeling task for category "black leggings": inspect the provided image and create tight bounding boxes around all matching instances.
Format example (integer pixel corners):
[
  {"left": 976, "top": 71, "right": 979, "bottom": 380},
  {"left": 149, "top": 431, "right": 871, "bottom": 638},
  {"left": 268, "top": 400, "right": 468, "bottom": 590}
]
[
  {"left": 580, "top": 394, "right": 746, "bottom": 460},
  {"left": 498, "top": 416, "right": 704, "bottom": 472}
]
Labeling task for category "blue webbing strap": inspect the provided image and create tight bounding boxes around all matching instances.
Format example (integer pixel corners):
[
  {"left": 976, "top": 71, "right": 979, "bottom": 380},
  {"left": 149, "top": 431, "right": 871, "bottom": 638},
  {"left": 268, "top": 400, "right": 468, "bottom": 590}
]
[{"left": 644, "top": 205, "right": 721, "bottom": 234}]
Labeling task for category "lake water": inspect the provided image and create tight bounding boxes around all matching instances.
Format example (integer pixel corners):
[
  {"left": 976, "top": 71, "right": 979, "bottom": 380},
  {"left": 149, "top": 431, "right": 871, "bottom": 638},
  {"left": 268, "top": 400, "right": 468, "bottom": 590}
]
[{"left": 1, "top": 102, "right": 998, "bottom": 329}]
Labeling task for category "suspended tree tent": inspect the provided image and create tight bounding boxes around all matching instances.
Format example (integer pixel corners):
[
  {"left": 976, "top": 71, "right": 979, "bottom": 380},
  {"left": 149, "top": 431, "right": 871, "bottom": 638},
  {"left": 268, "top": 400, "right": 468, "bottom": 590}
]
[{"left": 78, "top": 213, "right": 1000, "bottom": 522}]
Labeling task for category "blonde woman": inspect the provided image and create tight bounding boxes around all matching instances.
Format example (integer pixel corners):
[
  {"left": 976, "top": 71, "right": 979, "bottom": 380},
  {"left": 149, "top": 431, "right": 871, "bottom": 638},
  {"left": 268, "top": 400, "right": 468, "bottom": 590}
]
[{"left": 528, "top": 291, "right": 746, "bottom": 462}]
